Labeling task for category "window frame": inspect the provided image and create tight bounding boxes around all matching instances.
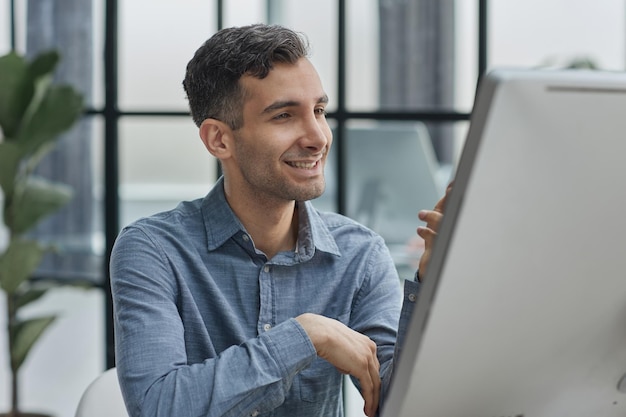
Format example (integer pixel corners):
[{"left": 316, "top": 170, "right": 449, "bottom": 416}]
[{"left": 5, "top": 0, "right": 488, "bottom": 369}]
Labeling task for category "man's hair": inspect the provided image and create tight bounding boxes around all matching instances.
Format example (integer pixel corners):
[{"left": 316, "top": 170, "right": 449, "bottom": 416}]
[{"left": 182, "top": 24, "right": 310, "bottom": 129}]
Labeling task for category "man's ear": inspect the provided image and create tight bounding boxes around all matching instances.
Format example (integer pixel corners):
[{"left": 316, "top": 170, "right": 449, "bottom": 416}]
[{"left": 199, "top": 118, "right": 233, "bottom": 160}]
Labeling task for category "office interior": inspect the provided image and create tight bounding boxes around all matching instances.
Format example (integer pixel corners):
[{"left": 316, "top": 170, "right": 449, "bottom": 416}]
[{"left": 0, "top": 0, "right": 624, "bottom": 416}]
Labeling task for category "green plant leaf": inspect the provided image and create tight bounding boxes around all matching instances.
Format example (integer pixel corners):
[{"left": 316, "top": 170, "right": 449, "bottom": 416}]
[
  {"left": 11, "top": 176, "right": 73, "bottom": 235},
  {"left": 0, "top": 141, "right": 21, "bottom": 196},
  {"left": 0, "top": 52, "right": 32, "bottom": 138},
  {"left": 14, "top": 288, "right": 48, "bottom": 309},
  {"left": 10, "top": 315, "right": 56, "bottom": 371},
  {"left": 14, "top": 84, "right": 83, "bottom": 156},
  {"left": 0, "top": 238, "right": 44, "bottom": 294},
  {"left": 28, "top": 50, "right": 59, "bottom": 80}
]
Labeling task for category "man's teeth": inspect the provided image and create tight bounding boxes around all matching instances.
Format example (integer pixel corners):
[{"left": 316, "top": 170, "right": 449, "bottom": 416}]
[{"left": 288, "top": 161, "right": 317, "bottom": 169}]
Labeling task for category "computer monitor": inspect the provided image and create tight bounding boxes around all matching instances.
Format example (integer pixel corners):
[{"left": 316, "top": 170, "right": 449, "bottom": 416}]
[{"left": 383, "top": 68, "right": 626, "bottom": 417}]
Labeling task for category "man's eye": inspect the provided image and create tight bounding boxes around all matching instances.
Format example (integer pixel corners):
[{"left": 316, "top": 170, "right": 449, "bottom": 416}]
[
  {"left": 273, "top": 113, "right": 290, "bottom": 120},
  {"left": 315, "top": 108, "right": 328, "bottom": 117}
]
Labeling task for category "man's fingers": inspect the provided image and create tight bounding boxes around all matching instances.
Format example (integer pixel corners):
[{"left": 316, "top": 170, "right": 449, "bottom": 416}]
[
  {"left": 360, "top": 341, "right": 380, "bottom": 417},
  {"left": 368, "top": 356, "right": 381, "bottom": 416},
  {"left": 296, "top": 314, "right": 381, "bottom": 415},
  {"left": 360, "top": 372, "right": 375, "bottom": 416},
  {"left": 433, "top": 181, "right": 454, "bottom": 213},
  {"left": 360, "top": 355, "right": 381, "bottom": 417},
  {"left": 416, "top": 225, "right": 436, "bottom": 242},
  {"left": 418, "top": 210, "right": 444, "bottom": 231}
]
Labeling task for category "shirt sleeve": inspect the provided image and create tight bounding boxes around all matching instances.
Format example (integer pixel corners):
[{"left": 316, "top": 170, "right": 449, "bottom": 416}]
[
  {"left": 342, "top": 237, "right": 420, "bottom": 414},
  {"left": 395, "top": 278, "right": 420, "bottom": 366},
  {"left": 110, "top": 226, "right": 317, "bottom": 417}
]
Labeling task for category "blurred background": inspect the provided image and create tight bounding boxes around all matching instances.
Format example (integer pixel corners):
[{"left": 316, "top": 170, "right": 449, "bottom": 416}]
[{"left": 0, "top": 0, "right": 624, "bottom": 416}]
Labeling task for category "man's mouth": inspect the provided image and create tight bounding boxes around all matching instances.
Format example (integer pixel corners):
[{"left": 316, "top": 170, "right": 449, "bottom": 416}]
[{"left": 286, "top": 160, "right": 320, "bottom": 169}]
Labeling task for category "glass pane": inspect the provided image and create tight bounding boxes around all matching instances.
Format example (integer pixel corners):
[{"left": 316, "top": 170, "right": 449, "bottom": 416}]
[
  {"left": 92, "top": 0, "right": 105, "bottom": 109},
  {"left": 454, "top": 0, "right": 479, "bottom": 112},
  {"left": 346, "top": 0, "right": 379, "bottom": 112},
  {"left": 0, "top": 0, "right": 27, "bottom": 53},
  {"left": 2, "top": 0, "right": 108, "bottom": 283},
  {"left": 30, "top": 116, "right": 105, "bottom": 284},
  {"left": 224, "top": 0, "right": 266, "bottom": 27},
  {"left": 119, "top": 117, "right": 218, "bottom": 227},
  {"left": 0, "top": 0, "right": 103, "bottom": 108},
  {"left": 489, "top": 0, "right": 626, "bottom": 71},
  {"left": 118, "top": 0, "right": 217, "bottom": 110},
  {"left": 0, "top": 0, "right": 10, "bottom": 51},
  {"left": 324, "top": 120, "right": 465, "bottom": 277},
  {"left": 347, "top": 0, "right": 476, "bottom": 113},
  {"left": 269, "top": 0, "right": 338, "bottom": 113}
]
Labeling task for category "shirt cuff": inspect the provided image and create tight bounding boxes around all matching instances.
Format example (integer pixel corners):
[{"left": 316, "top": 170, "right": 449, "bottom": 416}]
[
  {"left": 396, "top": 278, "right": 421, "bottom": 353},
  {"left": 261, "top": 318, "right": 317, "bottom": 377}
]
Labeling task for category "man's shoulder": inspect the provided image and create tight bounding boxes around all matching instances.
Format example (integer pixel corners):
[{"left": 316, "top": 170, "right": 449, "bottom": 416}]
[
  {"left": 314, "top": 209, "right": 382, "bottom": 241},
  {"left": 118, "top": 198, "right": 204, "bottom": 242}
]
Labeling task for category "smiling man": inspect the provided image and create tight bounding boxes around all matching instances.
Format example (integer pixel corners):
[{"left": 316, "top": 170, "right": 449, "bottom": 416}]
[{"left": 110, "top": 23, "right": 446, "bottom": 417}]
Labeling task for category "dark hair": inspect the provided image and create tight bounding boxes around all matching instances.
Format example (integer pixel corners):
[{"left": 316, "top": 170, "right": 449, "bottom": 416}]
[{"left": 182, "top": 24, "right": 310, "bottom": 129}]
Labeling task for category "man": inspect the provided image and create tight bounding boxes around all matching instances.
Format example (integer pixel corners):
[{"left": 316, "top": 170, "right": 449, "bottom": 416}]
[{"left": 110, "top": 23, "right": 447, "bottom": 417}]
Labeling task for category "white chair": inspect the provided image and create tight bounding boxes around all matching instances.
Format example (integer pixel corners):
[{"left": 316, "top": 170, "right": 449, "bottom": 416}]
[{"left": 75, "top": 367, "right": 129, "bottom": 417}]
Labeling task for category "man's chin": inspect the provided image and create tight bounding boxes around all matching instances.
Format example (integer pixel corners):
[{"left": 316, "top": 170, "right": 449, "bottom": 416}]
[{"left": 292, "top": 184, "right": 325, "bottom": 202}]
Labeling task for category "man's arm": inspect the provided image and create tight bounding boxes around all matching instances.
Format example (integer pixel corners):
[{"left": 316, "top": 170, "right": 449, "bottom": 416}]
[{"left": 110, "top": 226, "right": 317, "bottom": 417}]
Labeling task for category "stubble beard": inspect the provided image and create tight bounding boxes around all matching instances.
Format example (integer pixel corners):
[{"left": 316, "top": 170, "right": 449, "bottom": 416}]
[{"left": 250, "top": 171, "right": 326, "bottom": 203}]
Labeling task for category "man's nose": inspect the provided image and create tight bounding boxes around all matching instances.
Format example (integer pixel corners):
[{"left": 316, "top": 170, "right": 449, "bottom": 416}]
[{"left": 300, "top": 118, "right": 330, "bottom": 151}]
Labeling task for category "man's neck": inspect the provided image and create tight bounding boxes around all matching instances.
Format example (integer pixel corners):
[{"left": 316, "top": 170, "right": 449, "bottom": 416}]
[{"left": 224, "top": 185, "right": 299, "bottom": 259}]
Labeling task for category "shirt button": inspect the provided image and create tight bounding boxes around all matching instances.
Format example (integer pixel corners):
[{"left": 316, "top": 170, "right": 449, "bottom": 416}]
[
  {"left": 263, "top": 323, "right": 272, "bottom": 332},
  {"left": 408, "top": 293, "right": 417, "bottom": 302},
  {"left": 263, "top": 265, "right": 270, "bottom": 273},
  {"left": 250, "top": 410, "right": 259, "bottom": 417},
  {"left": 242, "top": 234, "right": 250, "bottom": 242}
]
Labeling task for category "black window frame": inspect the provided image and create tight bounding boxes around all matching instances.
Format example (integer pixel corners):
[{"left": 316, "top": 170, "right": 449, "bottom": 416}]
[{"left": 6, "top": 0, "right": 488, "bottom": 369}]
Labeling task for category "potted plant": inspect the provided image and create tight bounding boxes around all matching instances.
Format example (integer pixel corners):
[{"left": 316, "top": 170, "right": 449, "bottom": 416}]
[{"left": 0, "top": 50, "right": 83, "bottom": 417}]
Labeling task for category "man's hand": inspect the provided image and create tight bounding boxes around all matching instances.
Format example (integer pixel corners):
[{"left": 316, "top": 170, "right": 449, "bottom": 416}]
[
  {"left": 416, "top": 182, "right": 453, "bottom": 281},
  {"left": 295, "top": 313, "right": 380, "bottom": 417}
]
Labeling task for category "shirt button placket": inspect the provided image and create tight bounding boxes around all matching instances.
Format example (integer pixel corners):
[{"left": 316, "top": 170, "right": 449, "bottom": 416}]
[{"left": 258, "top": 263, "right": 273, "bottom": 335}]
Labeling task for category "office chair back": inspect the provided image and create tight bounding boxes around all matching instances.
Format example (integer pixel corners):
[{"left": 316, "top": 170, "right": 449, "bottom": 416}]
[{"left": 75, "top": 367, "right": 129, "bottom": 417}]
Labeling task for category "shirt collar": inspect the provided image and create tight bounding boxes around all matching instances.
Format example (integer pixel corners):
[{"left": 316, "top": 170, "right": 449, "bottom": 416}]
[
  {"left": 201, "top": 177, "right": 341, "bottom": 259},
  {"left": 201, "top": 177, "right": 245, "bottom": 251}
]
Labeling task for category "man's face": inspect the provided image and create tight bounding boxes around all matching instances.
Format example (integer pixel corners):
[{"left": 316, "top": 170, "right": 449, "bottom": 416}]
[{"left": 231, "top": 58, "right": 333, "bottom": 203}]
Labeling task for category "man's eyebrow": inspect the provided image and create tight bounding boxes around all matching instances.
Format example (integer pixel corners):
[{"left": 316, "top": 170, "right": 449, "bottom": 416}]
[
  {"left": 261, "top": 95, "right": 329, "bottom": 114},
  {"left": 262, "top": 100, "right": 299, "bottom": 114}
]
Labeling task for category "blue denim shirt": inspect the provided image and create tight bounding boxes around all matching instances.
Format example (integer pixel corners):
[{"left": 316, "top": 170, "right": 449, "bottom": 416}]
[{"left": 110, "top": 177, "right": 419, "bottom": 417}]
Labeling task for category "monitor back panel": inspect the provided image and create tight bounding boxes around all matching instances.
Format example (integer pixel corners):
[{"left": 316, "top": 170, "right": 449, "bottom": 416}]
[{"left": 384, "top": 69, "right": 626, "bottom": 417}]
